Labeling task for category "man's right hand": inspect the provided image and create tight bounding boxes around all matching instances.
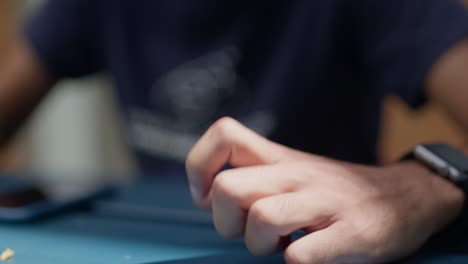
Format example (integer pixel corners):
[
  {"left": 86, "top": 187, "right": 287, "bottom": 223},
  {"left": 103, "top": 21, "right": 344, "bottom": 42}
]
[{"left": 186, "top": 117, "right": 464, "bottom": 264}]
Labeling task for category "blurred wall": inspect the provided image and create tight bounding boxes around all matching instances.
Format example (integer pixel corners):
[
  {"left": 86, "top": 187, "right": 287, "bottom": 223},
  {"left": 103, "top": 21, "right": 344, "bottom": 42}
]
[
  {"left": 0, "top": 0, "right": 136, "bottom": 181},
  {"left": 26, "top": 77, "right": 136, "bottom": 180}
]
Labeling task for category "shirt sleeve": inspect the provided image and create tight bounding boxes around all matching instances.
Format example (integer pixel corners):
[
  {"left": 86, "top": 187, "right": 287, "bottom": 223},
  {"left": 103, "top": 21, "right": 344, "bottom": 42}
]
[
  {"left": 24, "top": 0, "right": 101, "bottom": 79},
  {"left": 356, "top": 0, "right": 468, "bottom": 107}
]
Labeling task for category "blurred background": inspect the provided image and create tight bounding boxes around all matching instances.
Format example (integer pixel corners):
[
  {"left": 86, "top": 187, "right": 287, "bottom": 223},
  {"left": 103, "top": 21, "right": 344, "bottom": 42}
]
[
  {"left": 0, "top": 0, "right": 135, "bottom": 182},
  {"left": 0, "top": 0, "right": 466, "bottom": 180}
]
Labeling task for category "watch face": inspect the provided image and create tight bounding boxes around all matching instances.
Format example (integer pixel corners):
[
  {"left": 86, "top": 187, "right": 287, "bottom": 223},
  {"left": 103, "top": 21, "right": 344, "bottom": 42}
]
[{"left": 422, "top": 144, "right": 468, "bottom": 181}]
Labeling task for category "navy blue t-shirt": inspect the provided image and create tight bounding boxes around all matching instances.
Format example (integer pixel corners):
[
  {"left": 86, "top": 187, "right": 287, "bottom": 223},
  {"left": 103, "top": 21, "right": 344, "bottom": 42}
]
[{"left": 25, "top": 0, "right": 468, "bottom": 173}]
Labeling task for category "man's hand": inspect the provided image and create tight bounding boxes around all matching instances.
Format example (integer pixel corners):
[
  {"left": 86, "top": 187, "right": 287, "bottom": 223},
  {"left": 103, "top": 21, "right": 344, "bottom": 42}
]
[{"left": 186, "top": 117, "right": 465, "bottom": 264}]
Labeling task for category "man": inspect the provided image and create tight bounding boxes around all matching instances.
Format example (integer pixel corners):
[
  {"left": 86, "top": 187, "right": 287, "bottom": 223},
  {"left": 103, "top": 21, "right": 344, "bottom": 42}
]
[{"left": 1, "top": 0, "right": 468, "bottom": 263}]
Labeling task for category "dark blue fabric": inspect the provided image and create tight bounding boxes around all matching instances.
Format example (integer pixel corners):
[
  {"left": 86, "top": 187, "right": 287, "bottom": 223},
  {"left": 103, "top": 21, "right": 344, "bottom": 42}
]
[{"left": 25, "top": 0, "right": 468, "bottom": 172}]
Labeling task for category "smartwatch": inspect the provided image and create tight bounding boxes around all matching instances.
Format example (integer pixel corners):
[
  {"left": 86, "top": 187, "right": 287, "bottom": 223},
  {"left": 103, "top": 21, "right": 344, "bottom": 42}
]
[{"left": 404, "top": 143, "right": 468, "bottom": 191}]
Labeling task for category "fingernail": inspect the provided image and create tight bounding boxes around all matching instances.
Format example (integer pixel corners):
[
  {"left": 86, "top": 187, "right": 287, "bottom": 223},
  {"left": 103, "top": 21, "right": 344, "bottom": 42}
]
[{"left": 190, "top": 185, "right": 203, "bottom": 202}]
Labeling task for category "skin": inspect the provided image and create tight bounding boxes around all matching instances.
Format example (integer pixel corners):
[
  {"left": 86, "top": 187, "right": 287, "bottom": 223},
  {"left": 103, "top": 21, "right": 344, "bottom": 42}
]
[
  {"left": 186, "top": 118, "right": 464, "bottom": 263},
  {"left": 186, "top": 39, "right": 468, "bottom": 263}
]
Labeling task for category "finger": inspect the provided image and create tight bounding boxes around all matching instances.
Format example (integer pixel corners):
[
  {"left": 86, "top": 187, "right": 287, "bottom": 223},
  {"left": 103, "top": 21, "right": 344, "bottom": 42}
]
[
  {"left": 245, "top": 192, "right": 337, "bottom": 256},
  {"left": 284, "top": 223, "right": 372, "bottom": 264},
  {"left": 211, "top": 165, "right": 303, "bottom": 238},
  {"left": 186, "top": 117, "right": 289, "bottom": 207}
]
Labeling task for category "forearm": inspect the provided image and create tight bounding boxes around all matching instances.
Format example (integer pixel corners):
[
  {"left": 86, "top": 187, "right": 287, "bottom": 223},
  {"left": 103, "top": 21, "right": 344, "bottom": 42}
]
[{"left": 0, "top": 39, "right": 55, "bottom": 145}]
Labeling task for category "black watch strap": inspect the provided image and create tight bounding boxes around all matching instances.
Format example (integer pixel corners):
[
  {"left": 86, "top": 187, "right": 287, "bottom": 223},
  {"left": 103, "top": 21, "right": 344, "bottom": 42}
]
[{"left": 403, "top": 144, "right": 468, "bottom": 191}]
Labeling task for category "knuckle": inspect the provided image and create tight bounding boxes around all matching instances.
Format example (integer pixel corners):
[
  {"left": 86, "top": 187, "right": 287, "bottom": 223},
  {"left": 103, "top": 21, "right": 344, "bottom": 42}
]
[
  {"left": 212, "top": 117, "right": 238, "bottom": 130},
  {"left": 212, "top": 171, "right": 238, "bottom": 200},
  {"left": 249, "top": 200, "right": 279, "bottom": 228},
  {"left": 275, "top": 197, "right": 298, "bottom": 224},
  {"left": 185, "top": 150, "right": 197, "bottom": 171},
  {"left": 210, "top": 117, "right": 240, "bottom": 143}
]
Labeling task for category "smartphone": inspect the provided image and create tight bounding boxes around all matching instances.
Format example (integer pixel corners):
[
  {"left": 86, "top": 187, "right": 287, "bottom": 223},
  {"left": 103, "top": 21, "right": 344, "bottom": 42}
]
[{"left": 0, "top": 173, "right": 113, "bottom": 222}]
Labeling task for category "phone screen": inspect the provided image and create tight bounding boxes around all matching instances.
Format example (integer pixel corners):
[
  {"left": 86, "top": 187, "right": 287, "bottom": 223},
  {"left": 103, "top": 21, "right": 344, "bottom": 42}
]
[
  {"left": 0, "top": 177, "right": 46, "bottom": 207},
  {"left": 0, "top": 176, "right": 108, "bottom": 207},
  {"left": 0, "top": 174, "right": 113, "bottom": 221}
]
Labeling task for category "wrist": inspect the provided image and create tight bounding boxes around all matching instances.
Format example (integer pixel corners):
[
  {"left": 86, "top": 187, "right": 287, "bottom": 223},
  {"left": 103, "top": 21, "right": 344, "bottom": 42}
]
[{"left": 402, "top": 160, "right": 465, "bottom": 233}]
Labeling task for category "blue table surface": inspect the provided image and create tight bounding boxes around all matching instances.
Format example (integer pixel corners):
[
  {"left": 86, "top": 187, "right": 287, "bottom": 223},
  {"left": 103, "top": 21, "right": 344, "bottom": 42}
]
[{"left": 1, "top": 177, "right": 468, "bottom": 263}]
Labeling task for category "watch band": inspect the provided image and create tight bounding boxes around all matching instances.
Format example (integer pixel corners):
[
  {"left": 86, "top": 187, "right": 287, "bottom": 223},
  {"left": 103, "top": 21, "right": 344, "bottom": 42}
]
[{"left": 403, "top": 144, "right": 468, "bottom": 191}]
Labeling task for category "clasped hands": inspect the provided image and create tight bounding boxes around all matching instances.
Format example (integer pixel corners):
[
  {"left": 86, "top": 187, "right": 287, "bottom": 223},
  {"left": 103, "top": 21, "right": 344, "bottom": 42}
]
[{"left": 186, "top": 118, "right": 464, "bottom": 264}]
